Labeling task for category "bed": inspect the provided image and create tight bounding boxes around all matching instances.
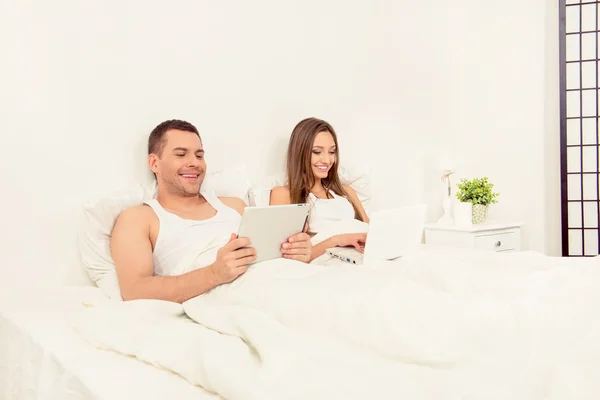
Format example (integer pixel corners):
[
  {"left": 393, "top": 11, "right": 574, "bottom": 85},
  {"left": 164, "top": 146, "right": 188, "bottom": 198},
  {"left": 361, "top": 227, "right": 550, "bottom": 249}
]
[
  {"left": 0, "top": 285, "right": 220, "bottom": 400},
  {"left": 3, "top": 249, "right": 600, "bottom": 399},
  {"left": 70, "top": 247, "right": 600, "bottom": 399},
  {"left": 4, "top": 166, "right": 600, "bottom": 399}
]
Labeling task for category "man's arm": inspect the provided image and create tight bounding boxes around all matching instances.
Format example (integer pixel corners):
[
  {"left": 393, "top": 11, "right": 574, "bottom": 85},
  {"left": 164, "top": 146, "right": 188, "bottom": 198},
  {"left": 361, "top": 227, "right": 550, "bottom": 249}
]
[{"left": 111, "top": 206, "right": 251, "bottom": 303}]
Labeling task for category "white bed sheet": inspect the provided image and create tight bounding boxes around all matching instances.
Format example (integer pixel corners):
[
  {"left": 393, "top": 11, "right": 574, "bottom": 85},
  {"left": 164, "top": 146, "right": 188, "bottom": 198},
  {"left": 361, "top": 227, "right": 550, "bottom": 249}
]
[
  {"left": 75, "top": 245, "right": 600, "bottom": 399},
  {"left": 0, "top": 285, "right": 219, "bottom": 400}
]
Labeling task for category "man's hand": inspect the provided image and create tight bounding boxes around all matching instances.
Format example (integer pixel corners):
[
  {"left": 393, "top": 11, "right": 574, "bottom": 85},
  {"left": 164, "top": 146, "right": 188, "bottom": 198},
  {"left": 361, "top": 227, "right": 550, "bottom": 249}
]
[
  {"left": 281, "top": 232, "right": 312, "bottom": 263},
  {"left": 208, "top": 234, "right": 257, "bottom": 285},
  {"left": 333, "top": 233, "right": 367, "bottom": 253}
]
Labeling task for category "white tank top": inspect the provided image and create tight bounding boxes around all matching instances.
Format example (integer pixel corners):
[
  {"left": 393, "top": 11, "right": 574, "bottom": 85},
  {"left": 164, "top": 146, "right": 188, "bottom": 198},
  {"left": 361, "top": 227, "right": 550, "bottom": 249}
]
[
  {"left": 143, "top": 191, "right": 241, "bottom": 277},
  {"left": 307, "top": 191, "right": 356, "bottom": 233}
]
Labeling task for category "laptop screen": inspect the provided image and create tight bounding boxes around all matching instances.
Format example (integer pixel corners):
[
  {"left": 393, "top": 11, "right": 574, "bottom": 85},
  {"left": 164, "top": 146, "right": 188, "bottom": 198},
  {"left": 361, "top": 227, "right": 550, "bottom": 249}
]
[{"left": 362, "top": 204, "right": 427, "bottom": 264}]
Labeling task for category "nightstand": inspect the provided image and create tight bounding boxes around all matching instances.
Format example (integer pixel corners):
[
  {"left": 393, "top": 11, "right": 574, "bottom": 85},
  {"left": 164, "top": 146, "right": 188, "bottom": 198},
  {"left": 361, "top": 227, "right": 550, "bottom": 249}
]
[{"left": 423, "top": 221, "right": 523, "bottom": 253}]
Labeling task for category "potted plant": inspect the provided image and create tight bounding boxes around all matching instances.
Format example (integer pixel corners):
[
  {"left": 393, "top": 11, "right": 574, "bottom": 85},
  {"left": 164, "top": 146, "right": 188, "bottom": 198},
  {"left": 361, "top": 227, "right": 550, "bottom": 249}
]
[{"left": 455, "top": 177, "right": 499, "bottom": 224}]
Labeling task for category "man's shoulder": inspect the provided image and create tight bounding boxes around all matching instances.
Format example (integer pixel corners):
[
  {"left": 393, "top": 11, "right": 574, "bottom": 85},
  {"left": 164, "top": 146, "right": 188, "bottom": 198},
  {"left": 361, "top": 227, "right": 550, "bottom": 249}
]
[
  {"left": 115, "top": 204, "right": 156, "bottom": 226},
  {"left": 218, "top": 196, "right": 246, "bottom": 215}
]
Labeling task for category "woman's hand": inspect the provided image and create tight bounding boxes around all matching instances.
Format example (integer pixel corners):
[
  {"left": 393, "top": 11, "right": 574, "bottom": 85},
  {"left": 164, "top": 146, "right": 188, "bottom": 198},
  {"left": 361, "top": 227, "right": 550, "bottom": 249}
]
[{"left": 332, "top": 233, "right": 367, "bottom": 253}]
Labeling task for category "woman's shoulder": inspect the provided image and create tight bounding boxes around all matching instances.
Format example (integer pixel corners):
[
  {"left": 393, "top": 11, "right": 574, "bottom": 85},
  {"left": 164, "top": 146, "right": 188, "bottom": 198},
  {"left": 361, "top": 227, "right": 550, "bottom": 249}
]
[
  {"left": 271, "top": 185, "right": 290, "bottom": 196},
  {"left": 269, "top": 185, "right": 291, "bottom": 205},
  {"left": 340, "top": 185, "right": 361, "bottom": 207},
  {"left": 341, "top": 184, "right": 358, "bottom": 198}
]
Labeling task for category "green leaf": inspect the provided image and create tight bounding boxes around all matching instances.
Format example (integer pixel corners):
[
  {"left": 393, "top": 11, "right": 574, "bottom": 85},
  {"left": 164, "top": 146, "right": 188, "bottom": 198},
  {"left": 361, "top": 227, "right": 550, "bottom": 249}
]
[{"left": 455, "top": 176, "right": 500, "bottom": 206}]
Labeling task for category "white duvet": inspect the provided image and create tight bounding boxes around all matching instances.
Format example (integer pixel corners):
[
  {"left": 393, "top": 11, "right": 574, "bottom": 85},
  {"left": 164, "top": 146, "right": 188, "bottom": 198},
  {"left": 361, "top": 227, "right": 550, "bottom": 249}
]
[{"left": 75, "top": 246, "right": 600, "bottom": 400}]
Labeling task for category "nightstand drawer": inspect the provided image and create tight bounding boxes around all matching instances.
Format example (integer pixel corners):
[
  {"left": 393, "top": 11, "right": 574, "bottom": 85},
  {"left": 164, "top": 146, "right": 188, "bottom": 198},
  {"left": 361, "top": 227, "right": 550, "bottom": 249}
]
[{"left": 474, "top": 232, "right": 517, "bottom": 252}]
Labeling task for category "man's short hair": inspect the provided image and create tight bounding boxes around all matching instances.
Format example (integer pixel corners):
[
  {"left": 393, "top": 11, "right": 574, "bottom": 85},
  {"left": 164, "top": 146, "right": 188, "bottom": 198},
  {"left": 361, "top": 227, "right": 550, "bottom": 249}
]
[{"left": 148, "top": 119, "right": 200, "bottom": 157}]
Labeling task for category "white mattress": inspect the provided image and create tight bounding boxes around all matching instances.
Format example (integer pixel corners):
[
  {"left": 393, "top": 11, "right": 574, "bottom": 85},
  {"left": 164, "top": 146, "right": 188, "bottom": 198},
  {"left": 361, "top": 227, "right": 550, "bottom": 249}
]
[{"left": 0, "top": 285, "right": 220, "bottom": 400}]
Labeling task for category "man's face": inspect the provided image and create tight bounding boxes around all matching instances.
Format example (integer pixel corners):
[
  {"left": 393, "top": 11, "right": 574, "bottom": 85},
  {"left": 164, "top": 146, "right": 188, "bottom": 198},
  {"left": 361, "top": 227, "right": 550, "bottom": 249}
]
[{"left": 149, "top": 129, "right": 206, "bottom": 197}]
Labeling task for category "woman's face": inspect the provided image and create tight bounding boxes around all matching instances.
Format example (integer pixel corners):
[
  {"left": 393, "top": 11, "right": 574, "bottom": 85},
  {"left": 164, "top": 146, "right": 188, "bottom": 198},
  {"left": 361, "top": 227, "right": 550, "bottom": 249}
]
[{"left": 310, "top": 130, "right": 336, "bottom": 180}]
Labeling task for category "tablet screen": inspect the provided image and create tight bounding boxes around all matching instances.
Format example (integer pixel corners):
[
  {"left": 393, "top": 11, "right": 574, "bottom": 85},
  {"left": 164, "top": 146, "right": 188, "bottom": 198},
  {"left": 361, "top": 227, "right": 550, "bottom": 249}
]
[{"left": 237, "top": 204, "right": 310, "bottom": 264}]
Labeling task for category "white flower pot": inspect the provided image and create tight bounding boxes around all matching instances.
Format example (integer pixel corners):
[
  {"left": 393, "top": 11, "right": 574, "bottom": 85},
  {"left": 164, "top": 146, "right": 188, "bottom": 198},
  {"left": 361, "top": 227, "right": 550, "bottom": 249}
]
[{"left": 454, "top": 201, "right": 472, "bottom": 226}]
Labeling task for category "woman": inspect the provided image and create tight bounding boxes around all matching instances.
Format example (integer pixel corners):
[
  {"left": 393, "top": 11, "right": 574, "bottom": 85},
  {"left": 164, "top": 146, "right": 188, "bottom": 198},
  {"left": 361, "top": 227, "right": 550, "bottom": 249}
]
[{"left": 270, "top": 117, "right": 369, "bottom": 262}]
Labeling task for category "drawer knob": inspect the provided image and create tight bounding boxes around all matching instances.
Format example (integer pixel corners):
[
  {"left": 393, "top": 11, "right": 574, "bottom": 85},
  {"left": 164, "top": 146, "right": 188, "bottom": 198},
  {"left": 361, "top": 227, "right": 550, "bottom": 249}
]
[{"left": 495, "top": 241, "right": 502, "bottom": 247}]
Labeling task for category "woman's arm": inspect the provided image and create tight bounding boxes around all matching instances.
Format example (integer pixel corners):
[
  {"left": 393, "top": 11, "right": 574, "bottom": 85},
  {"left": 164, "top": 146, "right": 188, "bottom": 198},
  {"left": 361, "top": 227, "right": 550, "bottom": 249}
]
[
  {"left": 309, "top": 233, "right": 366, "bottom": 262},
  {"left": 309, "top": 237, "right": 338, "bottom": 262},
  {"left": 307, "top": 185, "right": 369, "bottom": 261},
  {"left": 343, "top": 185, "right": 370, "bottom": 223},
  {"left": 270, "top": 185, "right": 366, "bottom": 262}
]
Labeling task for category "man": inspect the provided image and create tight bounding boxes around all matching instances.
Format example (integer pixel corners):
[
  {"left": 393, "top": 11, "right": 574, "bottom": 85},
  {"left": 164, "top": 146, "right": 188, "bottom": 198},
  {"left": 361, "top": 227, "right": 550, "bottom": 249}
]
[{"left": 111, "top": 119, "right": 312, "bottom": 303}]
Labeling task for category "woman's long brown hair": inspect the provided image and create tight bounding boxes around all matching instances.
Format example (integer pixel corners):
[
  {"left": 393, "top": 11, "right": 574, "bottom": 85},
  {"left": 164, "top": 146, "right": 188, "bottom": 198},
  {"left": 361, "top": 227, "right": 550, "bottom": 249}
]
[{"left": 286, "top": 117, "right": 364, "bottom": 222}]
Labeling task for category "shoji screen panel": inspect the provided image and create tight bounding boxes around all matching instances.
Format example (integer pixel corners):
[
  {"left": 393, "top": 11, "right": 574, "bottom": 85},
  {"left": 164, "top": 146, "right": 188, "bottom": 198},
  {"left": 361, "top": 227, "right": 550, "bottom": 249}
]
[{"left": 561, "top": 0, "right": 600, "bottom": 256}]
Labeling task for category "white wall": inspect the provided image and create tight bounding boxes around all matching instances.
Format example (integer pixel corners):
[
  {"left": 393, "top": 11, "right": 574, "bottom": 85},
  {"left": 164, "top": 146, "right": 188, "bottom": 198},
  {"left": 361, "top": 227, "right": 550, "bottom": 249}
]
[
  {"left": 0, "top": 0, "right": 561, "bottom": 288},
  {"left": 443, "top": 0, "right": 561, "bottom": 256}
]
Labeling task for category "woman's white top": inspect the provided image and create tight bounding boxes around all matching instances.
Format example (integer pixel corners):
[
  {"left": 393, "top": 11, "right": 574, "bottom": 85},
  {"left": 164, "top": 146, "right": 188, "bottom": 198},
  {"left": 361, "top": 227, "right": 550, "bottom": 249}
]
[
  {"left": 143, "top": 191, "right": 241, "bottom": 276},
  {"left": 307, "top": 190, "right": 356, "bottom": 233}
]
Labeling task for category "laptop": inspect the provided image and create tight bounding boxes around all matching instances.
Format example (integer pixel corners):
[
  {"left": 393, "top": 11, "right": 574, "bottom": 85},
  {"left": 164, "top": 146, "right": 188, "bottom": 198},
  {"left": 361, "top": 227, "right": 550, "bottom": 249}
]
[{"left": 326, "top": 204, "right": 427, "bottom": 265}]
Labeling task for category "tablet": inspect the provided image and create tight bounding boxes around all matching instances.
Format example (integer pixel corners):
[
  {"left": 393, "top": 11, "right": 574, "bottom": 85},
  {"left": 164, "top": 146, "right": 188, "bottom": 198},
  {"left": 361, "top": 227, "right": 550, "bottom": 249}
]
[{"left": 237, "top": 203, "right": 310, "bottom": 264}]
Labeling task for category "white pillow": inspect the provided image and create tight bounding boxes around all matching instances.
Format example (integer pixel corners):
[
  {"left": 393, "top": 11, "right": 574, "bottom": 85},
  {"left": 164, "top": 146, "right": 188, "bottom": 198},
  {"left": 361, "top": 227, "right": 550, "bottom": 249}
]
[
  {"left": 248, "top": 174, "right": 284, "bottom": 207},
  {"left": 79, "top": 165, "right": 252, "bottom": 300},
  {"left": 202, "top": 164, "right": 252, "bottom": 204},
  {"left": 338, "top": 164, "right": 372, "bottom": 214},
  {"left": 248, "top": 164, "right": 372, "bottom": 212}
]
